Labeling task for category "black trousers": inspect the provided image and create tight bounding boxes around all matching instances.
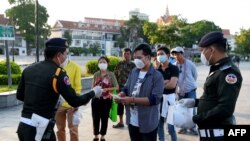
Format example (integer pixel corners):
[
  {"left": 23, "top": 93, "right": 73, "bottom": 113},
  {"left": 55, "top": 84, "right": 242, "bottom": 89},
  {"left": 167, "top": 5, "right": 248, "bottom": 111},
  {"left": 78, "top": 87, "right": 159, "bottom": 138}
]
[
  {"left": 91, "top": 97, "right": 112, "bottom": 135},
  {"left": 117, "top": 103, "right": 124, "bottom": 115},
  {"left": 128, "top": 124, "right": 158, "bottom": 141},
  {"left": 17, "top": 122, "right": 56, "bottom": 141}
]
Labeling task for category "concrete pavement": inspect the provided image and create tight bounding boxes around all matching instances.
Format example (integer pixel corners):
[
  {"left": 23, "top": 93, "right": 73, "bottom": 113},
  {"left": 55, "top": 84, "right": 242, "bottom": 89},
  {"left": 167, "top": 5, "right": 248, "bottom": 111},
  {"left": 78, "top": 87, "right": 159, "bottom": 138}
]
[{"left": 0, "top": 62, "right": 250, "bottom": 141}]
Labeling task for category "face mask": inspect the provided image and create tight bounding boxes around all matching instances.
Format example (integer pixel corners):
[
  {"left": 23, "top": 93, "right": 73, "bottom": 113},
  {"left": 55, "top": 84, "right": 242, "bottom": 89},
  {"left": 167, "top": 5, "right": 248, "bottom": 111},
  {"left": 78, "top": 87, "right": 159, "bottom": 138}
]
[
  {"left": 134, "top": 59, "right": 145, "bottom": 69},
  {"left": 98, "top": 63, "right": 108, "bottom": 70},
  {"left": 200, "top": 53, "right": 209, "bottom": 66},
  {"left": 60, "top": 57, "right": 68, "bottom": 68},
  {"left": 200, "top": 48, "right": 213, "bottom": 66},
  {"left": 157, "top": 55, "right": 168, "bottom": 63}
]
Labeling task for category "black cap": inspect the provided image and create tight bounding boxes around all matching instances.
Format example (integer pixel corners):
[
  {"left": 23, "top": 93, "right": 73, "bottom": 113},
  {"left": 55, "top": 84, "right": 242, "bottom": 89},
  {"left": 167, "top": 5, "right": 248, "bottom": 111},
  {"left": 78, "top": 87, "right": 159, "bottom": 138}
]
[
  {"left": 45, "top": 38, "right": 69, "bottom": 49},
  {"left": 198, "top": 31, "right": 225, "bottom": 47}
]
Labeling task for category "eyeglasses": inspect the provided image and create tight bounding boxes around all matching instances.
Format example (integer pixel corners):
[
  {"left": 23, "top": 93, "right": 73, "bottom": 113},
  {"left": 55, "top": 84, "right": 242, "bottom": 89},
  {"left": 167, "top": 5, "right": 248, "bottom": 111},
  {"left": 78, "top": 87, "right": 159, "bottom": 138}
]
[{"left": 179, "top": 65, "right": 182, "bottom": 73}]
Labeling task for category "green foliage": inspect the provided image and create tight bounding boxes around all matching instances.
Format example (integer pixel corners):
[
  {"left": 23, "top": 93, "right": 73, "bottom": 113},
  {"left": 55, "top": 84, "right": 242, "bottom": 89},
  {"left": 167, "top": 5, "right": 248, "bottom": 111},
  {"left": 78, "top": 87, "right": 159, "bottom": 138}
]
[
  {"left": 89, "top": 43, "right": 101, "bottom": 56},
  {"left": 0, "top": 61, "right": 21, "bottom": 74},
  {"left": 192, "top": 57, "right": 201, "bottom": 63},
  {"left": 63, "top": 30, "right": 72, "bottom": 46},
  {"left": 6, "top": 1, "right": 51, "bottom": 55},
  {"left": 0, "top": 74, "right": 21, "bottom": 85},
  {"left": 235, "top": 28, "right": 250, "bottom": 55},
  {"left": 70, "top": 47, "right": 83, "bottom": 56},
  {"left": 86, "top": 56, "right": 121, "bottom": 74}
]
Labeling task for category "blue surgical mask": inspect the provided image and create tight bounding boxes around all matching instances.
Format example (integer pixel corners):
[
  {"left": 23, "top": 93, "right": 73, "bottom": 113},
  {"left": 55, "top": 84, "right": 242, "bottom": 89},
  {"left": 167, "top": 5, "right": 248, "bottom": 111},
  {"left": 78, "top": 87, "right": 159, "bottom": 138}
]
[{"left": 157, "top": 55, "right": 168, "bottom": 63}]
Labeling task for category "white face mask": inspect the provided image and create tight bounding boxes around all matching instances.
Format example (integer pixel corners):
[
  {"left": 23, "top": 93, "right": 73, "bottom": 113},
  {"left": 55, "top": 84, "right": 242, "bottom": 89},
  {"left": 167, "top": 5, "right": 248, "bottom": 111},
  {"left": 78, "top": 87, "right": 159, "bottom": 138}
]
[
  {"left": 60, "top": 57, "right": 68, "bottom": 68},
  {"left": 157, "top": 55, "right": 168, "bottom": 63},
  {"left": 200, "top": 53, "right": 209, "bottom": 66},
  {"left": 134, "top": 59, "right": 145, "bottom": 69},
  {"left": 98, "top": 63, "right": 108, "bottom": 70}
]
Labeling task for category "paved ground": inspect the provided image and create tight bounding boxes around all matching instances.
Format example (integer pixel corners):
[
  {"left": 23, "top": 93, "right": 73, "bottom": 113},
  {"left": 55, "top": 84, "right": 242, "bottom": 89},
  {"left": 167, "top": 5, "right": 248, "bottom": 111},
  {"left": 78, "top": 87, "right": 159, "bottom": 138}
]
[{"left": 0, "top": 57, "right": 249, "bottom": 141}]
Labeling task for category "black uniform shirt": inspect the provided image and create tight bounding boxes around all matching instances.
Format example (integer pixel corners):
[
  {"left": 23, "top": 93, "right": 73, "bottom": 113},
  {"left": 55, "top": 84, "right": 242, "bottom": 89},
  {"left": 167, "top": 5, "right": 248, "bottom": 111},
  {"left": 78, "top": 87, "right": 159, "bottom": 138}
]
[
  {"left": 193, "top": 57, "right": 242, "bottom": 128},
  {"left": 17, "top": 60, "right": 94, "bottom": 119}
]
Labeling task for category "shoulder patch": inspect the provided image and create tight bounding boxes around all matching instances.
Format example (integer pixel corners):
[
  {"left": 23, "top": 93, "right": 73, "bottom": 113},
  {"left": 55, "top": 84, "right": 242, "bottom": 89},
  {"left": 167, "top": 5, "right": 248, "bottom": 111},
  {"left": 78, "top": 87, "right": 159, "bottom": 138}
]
[
  {"left": 225, "top": 74, "right": 237, "bottom": 84},
  {"left": 63, "top": 76, "right": 71, "bottom": 85}
]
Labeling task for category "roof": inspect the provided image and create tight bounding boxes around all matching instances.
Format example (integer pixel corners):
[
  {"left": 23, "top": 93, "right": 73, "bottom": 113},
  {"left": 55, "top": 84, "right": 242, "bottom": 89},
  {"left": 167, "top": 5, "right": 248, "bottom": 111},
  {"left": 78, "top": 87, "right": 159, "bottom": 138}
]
[
  {"left": 52, "top": 18, "right": 124, "bottom": 33},
  {"left": 0, "top": 14, "right": 9, "bottom": 25},
  {"left": 222, "top": 29, "right": 231, "bottom": 36}
]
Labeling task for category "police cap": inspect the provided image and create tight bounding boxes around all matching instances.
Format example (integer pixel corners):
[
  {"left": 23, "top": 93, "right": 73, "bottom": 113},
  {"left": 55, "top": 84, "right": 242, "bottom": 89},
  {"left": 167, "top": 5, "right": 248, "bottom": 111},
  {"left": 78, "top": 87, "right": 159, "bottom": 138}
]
[
  {"left": 198, "top": 31, "right": 225, "bottom": 47},
  {"left": 45, "top": 38, "right": 69, "bottom": 50}
]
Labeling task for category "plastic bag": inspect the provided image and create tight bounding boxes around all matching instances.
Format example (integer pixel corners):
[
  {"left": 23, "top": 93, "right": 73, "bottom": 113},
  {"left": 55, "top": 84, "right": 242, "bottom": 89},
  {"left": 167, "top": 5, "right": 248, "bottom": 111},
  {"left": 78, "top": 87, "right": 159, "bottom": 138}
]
[
  {"left": 72, "top": 110, "right": 82, "bottom": 126},
  {"left": 109, "top": 89, "right": 118, "bottom": 122},
  {"left": 167, "top": 102, "right": 195, "bottom": 129}
]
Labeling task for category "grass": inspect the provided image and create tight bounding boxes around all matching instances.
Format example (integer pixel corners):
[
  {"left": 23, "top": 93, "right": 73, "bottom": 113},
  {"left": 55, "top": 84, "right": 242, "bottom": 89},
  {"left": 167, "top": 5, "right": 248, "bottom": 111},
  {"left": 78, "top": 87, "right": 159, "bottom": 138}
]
[{"left": 0, "top": 85, "right": 18, "bottom": 93}]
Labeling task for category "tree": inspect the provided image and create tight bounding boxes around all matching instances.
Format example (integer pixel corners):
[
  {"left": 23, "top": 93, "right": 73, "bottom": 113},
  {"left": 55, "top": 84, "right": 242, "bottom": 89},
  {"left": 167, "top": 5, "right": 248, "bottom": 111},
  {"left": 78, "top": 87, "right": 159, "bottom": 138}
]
[
  {"left": 235, "top": 28, "right": 250, "bottom": 55},
  {"left": 186, "top": 20, "right": 222, "bottom": 46},
  {"left": 5, "top": 0, "right": 51, "bottom": 55},
  {"left": 89, "top": 42, "right": 101, "bottom": 56},
  {"left": 63, "top": 30, "right": 72, "bottom": 46},
  {"left": 143, "top": 21, "right": 159, "bottom": 45},
  {"left": 120, "top": 16, "right": 148, "bottom": 50}
]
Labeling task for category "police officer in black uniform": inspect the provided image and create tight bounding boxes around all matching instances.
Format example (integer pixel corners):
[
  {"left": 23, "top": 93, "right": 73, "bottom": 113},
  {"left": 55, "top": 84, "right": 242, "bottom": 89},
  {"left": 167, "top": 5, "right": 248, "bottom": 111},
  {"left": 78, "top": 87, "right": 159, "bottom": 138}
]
[
  {"left": 180, "top": 31, "right": 242, "bottom": 141},
  {"left": 16, "top": 38, "right": 103, "bottom": 141}
]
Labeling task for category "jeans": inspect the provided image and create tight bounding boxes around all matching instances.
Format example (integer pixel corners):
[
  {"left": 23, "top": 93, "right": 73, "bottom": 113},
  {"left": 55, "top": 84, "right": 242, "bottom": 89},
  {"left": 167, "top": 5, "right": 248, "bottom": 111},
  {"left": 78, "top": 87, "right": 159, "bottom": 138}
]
[
  {"left": 158, "top": 116, "right": 177, "bottom": 141},
  {"left": 128, "top": 124, "right": 158, "bottom": 141},
  {"left": 178, "top": 89, "right": 197, "bottom": 130}
]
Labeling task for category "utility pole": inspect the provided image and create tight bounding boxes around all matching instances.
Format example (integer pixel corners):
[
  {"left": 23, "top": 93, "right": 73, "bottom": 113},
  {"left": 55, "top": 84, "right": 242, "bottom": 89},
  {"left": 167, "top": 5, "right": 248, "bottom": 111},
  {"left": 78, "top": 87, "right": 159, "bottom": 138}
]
[
  {"left": 5, "top": 40, "right": 12, "bottom": 87},
  {"left": 35, "top": 0, "right": 39, "bottom": 62}
]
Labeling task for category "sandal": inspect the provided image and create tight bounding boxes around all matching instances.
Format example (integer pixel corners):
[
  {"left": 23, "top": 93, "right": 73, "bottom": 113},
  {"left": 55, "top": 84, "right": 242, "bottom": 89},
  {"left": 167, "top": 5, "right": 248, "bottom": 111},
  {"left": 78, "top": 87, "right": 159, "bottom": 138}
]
[
  {"left": 112, "top": 123, "right": 124, "bottom": 128},
  {"left": 178, "top": 129, "right": 187, "bottom": 134}
]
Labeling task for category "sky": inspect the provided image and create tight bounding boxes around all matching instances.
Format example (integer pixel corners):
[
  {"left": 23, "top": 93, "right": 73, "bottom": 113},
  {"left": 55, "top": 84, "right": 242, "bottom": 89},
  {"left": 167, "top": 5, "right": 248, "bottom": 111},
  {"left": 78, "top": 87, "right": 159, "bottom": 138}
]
[{"left": 1, "top": 0, "right": 250, "bottom": 34}]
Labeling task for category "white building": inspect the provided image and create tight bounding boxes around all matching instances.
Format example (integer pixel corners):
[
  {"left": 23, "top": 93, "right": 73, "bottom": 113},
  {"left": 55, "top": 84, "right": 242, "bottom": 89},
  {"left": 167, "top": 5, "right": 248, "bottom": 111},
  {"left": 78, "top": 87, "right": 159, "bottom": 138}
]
[
  {"left": 223, "top": 29, "right": 237, "bottom": 51},
  {"left": 50, "top": 17, "right": 125, "bottom": 56},
  {"left": 129, "top": 9, "right": 149, "bottom": 21},
  {"left": 0, "top": 14, "right": 27, "bottom": 56}
]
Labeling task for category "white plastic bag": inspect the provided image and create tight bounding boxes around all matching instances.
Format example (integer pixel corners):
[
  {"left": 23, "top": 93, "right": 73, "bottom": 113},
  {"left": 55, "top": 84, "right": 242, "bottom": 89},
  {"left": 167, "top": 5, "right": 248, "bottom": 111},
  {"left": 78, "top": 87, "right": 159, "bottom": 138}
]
[
  {"left": 72, "top": 110, "right": 82, "bottom": 126},
  {"left": 167, "top": 103, "right": 195, "bottom": 129}
]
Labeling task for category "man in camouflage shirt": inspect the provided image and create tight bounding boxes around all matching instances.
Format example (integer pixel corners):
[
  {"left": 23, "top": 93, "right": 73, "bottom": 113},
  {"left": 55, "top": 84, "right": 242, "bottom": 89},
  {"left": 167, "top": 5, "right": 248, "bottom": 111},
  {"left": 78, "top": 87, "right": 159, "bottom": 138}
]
[{"left": 113, "top": 48, "right": 135, "bottom": 128}]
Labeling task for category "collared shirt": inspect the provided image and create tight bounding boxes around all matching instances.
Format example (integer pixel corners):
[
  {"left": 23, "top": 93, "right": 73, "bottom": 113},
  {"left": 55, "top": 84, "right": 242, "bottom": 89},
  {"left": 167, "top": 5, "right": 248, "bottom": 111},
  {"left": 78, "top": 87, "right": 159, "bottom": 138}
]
[
  {"left": 194, "top": 57, "right": 242, "bottom": 128},
  {"left": 122, "top": 65, "right": 164, "bottom": 133}
]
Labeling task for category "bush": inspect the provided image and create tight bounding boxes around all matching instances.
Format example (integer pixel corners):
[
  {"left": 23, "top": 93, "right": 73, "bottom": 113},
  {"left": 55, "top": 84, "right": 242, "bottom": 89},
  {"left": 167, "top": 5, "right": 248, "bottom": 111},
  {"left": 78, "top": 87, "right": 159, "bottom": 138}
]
[
  {"left": 86, "top": 56, "right": 121, "bottom": 74},
  {"left": 0, "top": 74, "right": 21, "bottom": 85},
  {"left": 193, "top": 57, "right": 201, "bottom": 63},
  {"left": 0, "top": 60, "right": 21, "bottom": 74}
]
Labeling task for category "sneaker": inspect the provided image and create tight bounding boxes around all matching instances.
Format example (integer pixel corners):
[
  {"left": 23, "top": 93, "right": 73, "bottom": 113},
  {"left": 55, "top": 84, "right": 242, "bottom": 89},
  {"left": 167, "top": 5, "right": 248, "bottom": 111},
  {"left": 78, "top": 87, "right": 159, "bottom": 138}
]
[
  {"left": 112, "top": 123, "right": 124, "bottom": 128},
  {"left": 178, "top": 129, "right": 187, "bottom": 134},
  {"left": 189, "top": 129, "right": 198, "bottom": 135}
]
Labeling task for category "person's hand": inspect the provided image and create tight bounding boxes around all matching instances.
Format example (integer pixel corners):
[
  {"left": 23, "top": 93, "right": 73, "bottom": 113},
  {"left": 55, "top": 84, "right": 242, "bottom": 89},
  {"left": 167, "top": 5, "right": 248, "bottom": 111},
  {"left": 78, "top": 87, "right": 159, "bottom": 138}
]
[
  {"left": 92, "top": 86, "right": 103, "bottom": 98},
  {"left": 178, "top": 98, "right": 195, "bottom": 108},
  {"left": 119, "top": 97, "right": 133, "bottom": 105},
  {"left": 114, "top": 92, "right": 124, "bottom": 103}
]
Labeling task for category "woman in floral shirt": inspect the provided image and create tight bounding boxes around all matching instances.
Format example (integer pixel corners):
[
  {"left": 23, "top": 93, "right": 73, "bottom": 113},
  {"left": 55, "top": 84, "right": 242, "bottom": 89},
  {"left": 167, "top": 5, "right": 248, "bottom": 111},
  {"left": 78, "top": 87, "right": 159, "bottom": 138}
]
[{"left": 91, "top": 56, "right": 119, "bottom": 141}]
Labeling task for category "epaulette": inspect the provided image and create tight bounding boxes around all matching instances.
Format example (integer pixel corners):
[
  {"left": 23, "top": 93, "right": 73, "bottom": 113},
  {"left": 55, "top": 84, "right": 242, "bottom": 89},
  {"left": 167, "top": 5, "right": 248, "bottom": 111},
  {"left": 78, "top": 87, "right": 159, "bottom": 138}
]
[
  {"left": 220, "top": 63, "right": 231, "bottom": 71},
  {"left": 52, "top": 67, "right": 62, "bottom": 94}
]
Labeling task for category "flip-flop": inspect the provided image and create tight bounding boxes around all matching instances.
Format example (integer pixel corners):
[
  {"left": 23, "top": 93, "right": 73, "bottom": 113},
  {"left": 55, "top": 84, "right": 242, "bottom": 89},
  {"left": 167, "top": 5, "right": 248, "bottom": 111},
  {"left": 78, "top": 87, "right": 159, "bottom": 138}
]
[{"left": 112, "top": 123, "right": 124, "bottom": 128}]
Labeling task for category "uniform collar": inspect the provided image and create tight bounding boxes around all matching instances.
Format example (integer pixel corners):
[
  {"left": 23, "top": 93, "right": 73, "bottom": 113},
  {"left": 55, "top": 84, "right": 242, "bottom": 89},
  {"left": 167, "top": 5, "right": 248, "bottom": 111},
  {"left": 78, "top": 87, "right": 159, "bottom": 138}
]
[{"left": 210, "top": 57, "right": 231, "bottom": 72}]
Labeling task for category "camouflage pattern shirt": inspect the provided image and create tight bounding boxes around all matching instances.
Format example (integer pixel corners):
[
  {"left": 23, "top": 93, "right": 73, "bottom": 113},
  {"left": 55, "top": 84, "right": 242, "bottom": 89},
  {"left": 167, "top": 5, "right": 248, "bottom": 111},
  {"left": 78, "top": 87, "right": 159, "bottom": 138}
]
[{"left": 114, "top": 60, "right": 136, "bottom": 90}]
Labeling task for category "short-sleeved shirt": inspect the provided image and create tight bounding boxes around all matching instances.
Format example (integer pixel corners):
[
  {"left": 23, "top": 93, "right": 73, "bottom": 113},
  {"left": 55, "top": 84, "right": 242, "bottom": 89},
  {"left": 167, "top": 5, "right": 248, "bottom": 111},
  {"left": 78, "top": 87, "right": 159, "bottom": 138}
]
[
  {"left": 93, "top": 71, "right": 118, "bottom": 99},
  {"left": 158, "top": 63, "right": 179, "bottom": 94}
]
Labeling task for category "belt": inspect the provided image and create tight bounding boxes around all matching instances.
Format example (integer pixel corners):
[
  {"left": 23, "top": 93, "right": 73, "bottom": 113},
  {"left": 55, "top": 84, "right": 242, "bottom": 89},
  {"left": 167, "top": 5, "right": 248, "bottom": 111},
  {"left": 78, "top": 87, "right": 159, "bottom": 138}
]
[
  {"left": 199, "top": 129, "right": 224, "bottom": 137},
  {"left": 21, "top": 117, "right": 36, "bottom": 127}
]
